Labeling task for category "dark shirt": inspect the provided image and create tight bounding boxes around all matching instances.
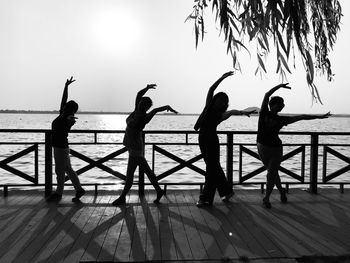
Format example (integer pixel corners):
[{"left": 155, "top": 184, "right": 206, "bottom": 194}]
[
  {"left": 51, "top": 115, "right": 73, "bottom": 148},
  {"left": 123, "top": 111, "right": 149, "bottom": 150},
  {"left": 257, "top": 108, "right": 291, "bottom": 146},
  {"left": 195, "top": 106, "right": 222, "bottom": 137}
]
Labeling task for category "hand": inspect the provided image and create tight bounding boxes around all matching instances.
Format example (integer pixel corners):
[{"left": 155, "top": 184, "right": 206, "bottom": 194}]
[
  {"left": 146, "top": 84, "right": 157, "bottom": 90},
  {"left": 275, "top": 83, "right": 291, "bottom": 90},
  {"left": 221, "top": 71, "right": 234, "bottom": 79},
  {"left": 242, "top": 110, "right": 256, "bottom": 117},
  {"left": 65, "top": 76, "right": 76, "bottom": 87},
  {"left": 166, "top": 105, "right": 178, "bottom": 114},
  {"left": 66, "top": 115, "right": 77, "bottom": 125},
  {"left": 320, "top": 111, "right": 331, "bottom": 119}
]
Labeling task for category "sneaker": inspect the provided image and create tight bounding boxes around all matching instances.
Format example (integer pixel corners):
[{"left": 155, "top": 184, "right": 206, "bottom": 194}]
[
  {"left": 222, "top": 191, "right": 235, "bottom": 202},
  {"left": 280, "top": 188, "right": 288, "bottom": 203},
  {"left": 154, "top": 190, "right": 166, "bottom": 204},
  {"left": 263, "top": 197, "right": 272, "bottom": 209},
  {"left": 46, "top": 192, "right": 62, "bottom": 202},
  {"left": 112, "top": 196, "right": 126, "bottom": 206},
  {"left": 72, "top": 188, "right": 86, "bottom": 202},
  {"left": 196, "top": 200, "right": 212, "bottom": 208}
]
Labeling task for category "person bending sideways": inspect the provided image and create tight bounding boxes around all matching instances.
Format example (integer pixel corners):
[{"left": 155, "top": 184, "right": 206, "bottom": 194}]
[
  {"left": 112, "top": 84, "right": 178, "bottom": 206},
  {"left": 46, "top": 77, "right": 85, "bottom": 202},
  {"left": 194, "top": 71, "right": 256, "bottom": 208},
  {"left": 257, "top": 83, "right": 330, "bottom": 209}
]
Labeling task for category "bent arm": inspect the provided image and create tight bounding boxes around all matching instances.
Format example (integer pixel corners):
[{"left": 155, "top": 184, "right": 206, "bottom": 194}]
[
  {"left": 135, "top": 84, "right": 156, "bottom": 109},
  {"left": 205, "top": 71, "right": 233, "bottom": 107},
  {"left": 261, "top": 83, "right": 291, "bottom": 111},
  {"left": 286, "top": 112, "right": 331, "bottom": 125},
  {"left": 145, "top": 105, "right": 178, "bottom": 123}
]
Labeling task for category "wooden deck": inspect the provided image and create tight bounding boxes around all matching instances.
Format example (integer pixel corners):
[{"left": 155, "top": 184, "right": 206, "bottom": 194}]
[{"left": 1, "top": 188, "right": 350, "bottom": 263}]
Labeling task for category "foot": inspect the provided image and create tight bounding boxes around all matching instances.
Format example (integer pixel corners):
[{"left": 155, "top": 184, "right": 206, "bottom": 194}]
[
  {"left": 153, "top": 190, "right": 166, "bottom": 204},
  {"left": 280, "top": 188, "right": 288, "bottom": 203},
  {"left": 46, "top": 192, "right": 62, "bottom": 202},
  {"left": 222, "top": 191, "right": 235, "bottom": 203},
  {"left": 72, "top": 188, "right": 86, "bottom": 202},
  {"left": 263, "top": 197, "right": 272, "bottom": 209},
  {"left": 112, "top": 196, "right": 126, "bottom": 206},
  {"left": 196, "top": 200, "right": 212, "bottom": 208}
]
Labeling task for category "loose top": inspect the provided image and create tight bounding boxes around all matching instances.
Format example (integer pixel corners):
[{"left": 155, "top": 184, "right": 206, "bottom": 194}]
[
  {"left": 123, "top": 111, "right": 148, "bottom": 150},
  {"left": 51, "top": 115, "right": 73, "bottom": 148}
]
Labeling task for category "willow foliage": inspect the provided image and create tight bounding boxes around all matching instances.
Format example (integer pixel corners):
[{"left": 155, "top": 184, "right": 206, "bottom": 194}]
[{"left": 187, "top": 0, "right": 342, "bottom": 102}]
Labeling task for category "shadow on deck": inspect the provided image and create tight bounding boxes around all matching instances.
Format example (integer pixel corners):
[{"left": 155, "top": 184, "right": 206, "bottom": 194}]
[{"left": 0, "top": 188, "right": 350, "bottom": 263}]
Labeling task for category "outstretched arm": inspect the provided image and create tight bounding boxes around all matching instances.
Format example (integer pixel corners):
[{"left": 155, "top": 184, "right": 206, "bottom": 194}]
[
  {"left": 135, "top": 84, "right": 156, "bottom": 109},
  {"left": 261, "top": 83, "right": 291, "bottom": 111},
  {"left": 286, "top": 112, "right": 331, "bottom": 125},
  {"left": 221, "top": 109, "right": 256, "bottom": 122},
  {"left": 146, "top": 105, "right": 178, "bottom": 123},
  {"left": 59, "top": 76, "right": 75, "bottom": 113},
  {"left": 205, "top": 71, "right": 234, "bottom": 107}
]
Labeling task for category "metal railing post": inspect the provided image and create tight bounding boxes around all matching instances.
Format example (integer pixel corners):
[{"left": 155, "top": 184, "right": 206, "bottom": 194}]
[
  {"left": 226, "top": 133, "right": 234, "bottom": 189},
  {"left": 138, "top": 133, "right": 145, "bottom": 196},
  {"left": 45, "top": 131, "right": 53, "bottom": 197},
  {"left": 309, "top": 133, "right": 319, "bottom": 194}
]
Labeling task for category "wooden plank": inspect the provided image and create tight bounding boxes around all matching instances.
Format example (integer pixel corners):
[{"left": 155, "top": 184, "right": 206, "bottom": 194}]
[
  {"left": 79, "top": 194, "right": 113, "bottom": 262},
  {"left": 30, "top": 193, "right": 95, "bottom": 262},
  {"left": 182, "top": 190, "right": 223, "bottom": 260},
  {"left": 97, "top": 194, "right": 130, "bottom": 262},
  {"left": 167, "top": 191, "right": 193, "bottom": 260},
  {"left": 63, "top": 194, "right": 111, "bottom": 262},
  {"left": 46, "top": 194, "right": 104, "bottom": 262},
  {"left": 174, "top": 190, "right": 208, "bottom": 260}
]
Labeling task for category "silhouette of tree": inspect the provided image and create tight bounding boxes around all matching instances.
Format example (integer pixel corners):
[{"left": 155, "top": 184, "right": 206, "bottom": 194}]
[{"left": 187, "top": 0, "right": 342, "bottom": 103}]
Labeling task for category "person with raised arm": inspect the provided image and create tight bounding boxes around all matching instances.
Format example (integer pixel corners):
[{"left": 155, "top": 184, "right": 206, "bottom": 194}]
[
  {"left": 194, "top": 71, "right": 255, "bottom": 207},
  {"left": 112, "top": 84, "right": 178, "bottom": 206},
  {"left": 46, "top": 76, "right": 85, "bottom": 202},
  {"left": 257, "top": 83, "right": 331, "bottom": 209}
]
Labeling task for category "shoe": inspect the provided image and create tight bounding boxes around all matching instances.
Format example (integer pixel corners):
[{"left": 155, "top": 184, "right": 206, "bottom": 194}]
[
  {"left": 263, "top": 197, "right": 272, "bottom": 209},
  {"left": 154, "top": 190, "right": 166, "bottom": 204},
  {"left": 222, "top": 191, "right": 235, "bottom": 202},
  {"left": 46, "top": 192, "right": 62, "bottom": 202},
  {"left": 280, "top": 188, "right": 288, "bottom": 203},
  {"left": 112, "top": 196, "right": 126, "bottom": 206},
  {"left": 196, "top": 200, "right": 212, "bottom": 208},
  {"left": 72, "top": 188, "right": 86, "bottom": 202}
]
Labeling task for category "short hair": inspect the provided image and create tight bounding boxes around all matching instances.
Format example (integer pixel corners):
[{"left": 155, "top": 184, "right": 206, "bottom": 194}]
[
  {"left": 138, "top": 97, "right": 153, "bottom": 111},
  {"left": 269, "top": 96, "right": 284, "bottom": 108},
  {"left": 65, "top": 100, "right": 79, "bottom": 113}
]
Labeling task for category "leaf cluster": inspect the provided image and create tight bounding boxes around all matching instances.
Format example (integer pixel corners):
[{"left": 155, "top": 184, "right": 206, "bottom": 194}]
[{"left": 186, "top": 0, "right": 342, "bottom": 103}]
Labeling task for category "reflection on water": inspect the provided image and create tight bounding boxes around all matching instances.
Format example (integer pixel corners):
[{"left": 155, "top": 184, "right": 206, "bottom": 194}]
[{"left": 0, "top": 113, "right": 349, "bottom": 186}]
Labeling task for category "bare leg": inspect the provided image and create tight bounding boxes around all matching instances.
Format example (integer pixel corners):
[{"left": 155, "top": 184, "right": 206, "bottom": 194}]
[
  {"left": 138, "top": 157, "right": 162, "bottom": 193},
  {"left": 120, "top": 156, "right": 139, "bottom": 198}
]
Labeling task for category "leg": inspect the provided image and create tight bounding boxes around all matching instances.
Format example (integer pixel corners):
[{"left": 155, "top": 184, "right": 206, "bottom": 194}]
[
  {"left": 53, "top": 147, "right": 68, "bottom": 196},
  {"left": 65, "top": 150, "right": 83, "bottom": 191},
  {"left": 138, "top": 157, "right": 165, "bottom": 203}
]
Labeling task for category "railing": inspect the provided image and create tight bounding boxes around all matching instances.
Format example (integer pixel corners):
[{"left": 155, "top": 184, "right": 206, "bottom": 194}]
[{"left": 0, "top": 129, "right": 349, "bottom": 197}]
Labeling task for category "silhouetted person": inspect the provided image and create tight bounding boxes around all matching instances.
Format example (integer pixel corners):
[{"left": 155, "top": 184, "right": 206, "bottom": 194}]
[
  {"left": 112, "top": 84, "right": 178, "bottom": 206},
  {"left": 194, "top": 71, "right": 255, "bottom": 207},
  {"left": 257, "top": 83, "right": 330, "bottom": 208},
  {"left": 46, "top": 77, "right": 85, "bottom": 202}
]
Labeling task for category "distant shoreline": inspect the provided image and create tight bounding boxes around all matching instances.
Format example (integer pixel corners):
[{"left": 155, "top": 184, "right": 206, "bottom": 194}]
[{"left": 0, "top": 110, "right": 349, "bottom": 117}]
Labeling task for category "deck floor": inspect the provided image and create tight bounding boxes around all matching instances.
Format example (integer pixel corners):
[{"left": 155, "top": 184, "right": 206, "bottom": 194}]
[{"left": 1, "top": 188, "right": 350, "bottom": 263}]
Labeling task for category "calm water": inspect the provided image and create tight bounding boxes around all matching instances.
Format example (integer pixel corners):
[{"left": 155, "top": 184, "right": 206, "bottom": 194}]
[{"left": 0, "top": 113, "right": 349, "bottom": 188}]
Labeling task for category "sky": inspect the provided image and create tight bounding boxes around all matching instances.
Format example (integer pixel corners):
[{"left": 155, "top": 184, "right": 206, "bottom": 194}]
[{"left": 0, "top": 0, "right": 349, "bottom": 114}]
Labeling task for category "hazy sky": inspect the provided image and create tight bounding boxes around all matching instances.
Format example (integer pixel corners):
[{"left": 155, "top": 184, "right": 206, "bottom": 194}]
[{"left": 0, "top": 0, "right": 349, "bottom": 114}]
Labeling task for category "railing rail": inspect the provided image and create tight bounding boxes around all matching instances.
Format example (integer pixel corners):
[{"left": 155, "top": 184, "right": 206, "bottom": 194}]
[{"left": 0, "top": 129, "right": 349, "bottom": 197}]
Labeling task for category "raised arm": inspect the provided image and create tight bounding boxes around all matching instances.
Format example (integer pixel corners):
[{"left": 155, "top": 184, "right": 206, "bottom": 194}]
[
  {"left": 221, "top": 109, "right": 256, "bottom": 122},
  {"left": 145, "top": 105, "right": 178, "bottom": 123},
  {"left": 135, "top": 84, "right": 156, "bottom": 109},
  {"left": 59, "top": 76, "right": 75, "bottom": 113},
  {"left": 205, "top": 71, "right": 234, "bottom": 107},
  {"left": 261, "top": 83, "right": 291, "bottom": 111},
  {"left": 286, "top": 112, "right": 331, "bottom": 125}
]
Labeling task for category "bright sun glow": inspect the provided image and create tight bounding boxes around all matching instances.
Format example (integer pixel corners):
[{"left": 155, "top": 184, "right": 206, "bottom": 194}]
[{"left": 92, "top": 7, "right": 142, "bottom": 56}]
